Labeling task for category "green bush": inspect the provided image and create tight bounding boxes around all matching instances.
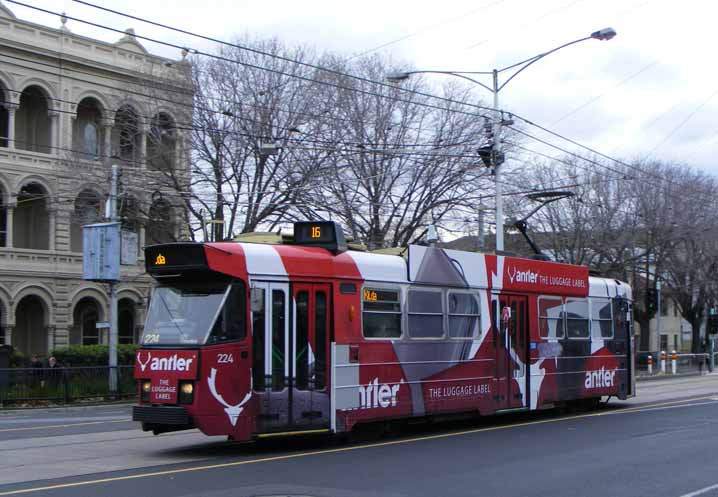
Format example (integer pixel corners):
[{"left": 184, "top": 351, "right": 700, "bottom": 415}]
[
  {"left": 50, "top": 344, "right": 139, "bottom": 367},
  {"left": 8, "top": 348, "right": 28, "bottom": 368}
]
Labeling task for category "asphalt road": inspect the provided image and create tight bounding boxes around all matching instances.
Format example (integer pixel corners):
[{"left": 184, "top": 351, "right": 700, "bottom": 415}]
[{"left": 1, "top": 376, "right": 718, "bottom": 497}]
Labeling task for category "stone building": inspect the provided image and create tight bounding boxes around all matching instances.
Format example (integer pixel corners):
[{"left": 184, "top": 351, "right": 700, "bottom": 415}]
[{"left": 0, "top": 3, "right": 193, "bottom": 358}]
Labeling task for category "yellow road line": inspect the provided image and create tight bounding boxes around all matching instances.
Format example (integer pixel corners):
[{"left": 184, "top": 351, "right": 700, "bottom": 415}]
[
  {"left": 0, "top": 395, "right": 716, "bottom": 496},
  {"left": 0, "top": 420, "right": 130, "bottom": 433}
]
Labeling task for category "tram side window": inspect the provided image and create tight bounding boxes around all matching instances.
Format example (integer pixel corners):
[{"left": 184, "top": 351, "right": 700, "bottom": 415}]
[
  {"left": 362, "top": 287, "right": 402, "bottom": 339},
  {"left": 591, "top": 298, "right": 613, "bottom": 339},
  {"left": 448, "top": 292, "right": 480, "bottom": 339},
  {"left": 538, "top": 297, "right": 564, "bottom": 339},
  {"left": 271, "top": 290, "right": 286, "bottom": 390},
  {"left": 207, "top": 282, "right": 246, "bottom": 344},
  {"left": 315, "top": 291, "right": 327, "bottom": 389},
  {"left": 408, "top": 289, "right": 444, "bottom": 338},
  {"left": 613, "top": 298, "right": 629, "bottom": 338},
  {"left": 565, "top": 298, "right": 589, "bottom": 339},
  {"left": 295, "top": 291, "right": 309, "bottom": 390},
  {"left": 251, "top": 288, "right": 265, "bottom": 391}
]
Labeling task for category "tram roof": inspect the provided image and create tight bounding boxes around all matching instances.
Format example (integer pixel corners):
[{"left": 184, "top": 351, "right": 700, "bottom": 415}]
[{"left": 202, "top": 242, "right": 624, "bottom": 296}]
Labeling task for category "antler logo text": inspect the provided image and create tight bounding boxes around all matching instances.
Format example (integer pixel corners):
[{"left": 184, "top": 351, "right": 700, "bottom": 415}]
[
  {"left": 358, "top": 378, "right": 403, "bottom": 409},
  {"left": 508, "top": 267, "right": 539, "bottom": 284},
  {"left": 137, "top": 351, "right": 152, "bottom": 372}
]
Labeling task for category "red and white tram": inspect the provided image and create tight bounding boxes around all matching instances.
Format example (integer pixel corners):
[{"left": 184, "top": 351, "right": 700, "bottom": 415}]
[{"left": 133, "top": 221, "right": 634, "bottom": 440}]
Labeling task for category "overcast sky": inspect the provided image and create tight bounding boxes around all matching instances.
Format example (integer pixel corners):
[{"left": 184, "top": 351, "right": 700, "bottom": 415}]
[{"left": 7, "top": 0, "right": 718, "bottom": 176}]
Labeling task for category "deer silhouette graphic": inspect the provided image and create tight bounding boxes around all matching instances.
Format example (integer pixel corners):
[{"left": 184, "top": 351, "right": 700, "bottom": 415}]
[{"left": 207, "top": 368, "right": 251, "bottom": 427}]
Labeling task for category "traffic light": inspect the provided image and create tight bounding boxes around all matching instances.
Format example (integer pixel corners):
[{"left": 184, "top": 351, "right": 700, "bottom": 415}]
[
  {"left": 646, "top": 288, "right": 658, "bottom": 314},
  {"left": 477, "top": 145, "right": 505, "bottom": 168}
]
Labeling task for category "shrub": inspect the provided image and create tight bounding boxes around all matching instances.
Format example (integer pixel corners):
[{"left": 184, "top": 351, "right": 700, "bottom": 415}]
[
  {"left": 50, "top": 344, "right": 139, "bottom": 367},
  {"left": 8, "top": 348, "right": 28, "bottom": 368}
]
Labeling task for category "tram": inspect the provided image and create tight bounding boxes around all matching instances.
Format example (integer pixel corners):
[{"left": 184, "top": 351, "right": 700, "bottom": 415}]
[{"left": 133, "top": 221, "right": 634, "bottom": 440}]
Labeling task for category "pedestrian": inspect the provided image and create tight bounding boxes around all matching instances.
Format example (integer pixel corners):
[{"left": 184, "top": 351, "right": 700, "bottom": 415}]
[
  {"left": 30, "top": 354, "right": 43, "bottom": 386},
  {"left": 45, "top": 356, "right": 64, "bottom": 387}
]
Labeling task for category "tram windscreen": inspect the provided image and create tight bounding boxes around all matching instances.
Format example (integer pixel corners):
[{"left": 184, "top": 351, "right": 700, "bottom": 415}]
[{"left": 141, "top": 282, "right": 230, "bottom": 346}]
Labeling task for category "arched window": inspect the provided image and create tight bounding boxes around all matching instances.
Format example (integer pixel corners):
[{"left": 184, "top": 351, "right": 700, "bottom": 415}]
[
  {"left": 113, "top": 105, "right": 140, "bottom": 161},
  {"left": 70, "top": 189, "right": 102, "bottom": 252},
  {"left": 0, "top": 88, "right": 9, "bottom": 148},
  {"left": 119, "top": 298, "right": 136, "bottom": 344},
  {"left": 14, "top": 183, "right": 49, "bottom": 250},
  {"left": 14, "top": 295, "right": 47, "bottom": 356},
  {"left": 15, "top": 86, "right": 51, "bottom": 153},
  {"left": 147, "top": 113, "right": 176, "bottom": 171},
  {"left": 72, "top": 297, "right": 100, "bottom": 345},
  {"left": 74, "top": 98, "right": 103, "bottom": 159},
  {"left": 146, "top": 199, "right": 176, "bottom": 245}
]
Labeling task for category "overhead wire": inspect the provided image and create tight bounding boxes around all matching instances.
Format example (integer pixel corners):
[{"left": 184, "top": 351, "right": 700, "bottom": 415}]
[
  {"left": 60, "top": 0, "right": 700, "bottom": 195},
  {"left": 9, "top": 1, "right": 499, "bottom": 119},
  {"left": 0, "top": 49, "right": 491, "bottom": 152},
  {"left": 12, "top": 0, "right": 718, "bottom": 237}
]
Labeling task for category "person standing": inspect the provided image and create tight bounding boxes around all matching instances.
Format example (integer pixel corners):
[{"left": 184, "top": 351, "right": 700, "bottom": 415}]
[{"left": 30, "top": 354, "right": 43, "bottom": 386}]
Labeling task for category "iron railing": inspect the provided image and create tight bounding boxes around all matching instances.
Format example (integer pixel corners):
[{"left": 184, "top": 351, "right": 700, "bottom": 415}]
[{"left": 0, "top": 366, "right": 136, "bottom": 405}]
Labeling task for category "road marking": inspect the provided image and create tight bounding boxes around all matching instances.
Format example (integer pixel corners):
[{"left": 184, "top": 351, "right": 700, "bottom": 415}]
[
  {"left": 678, "top": 482, "right": 718, "bottom": 497},
  {"left": 0, "top": 420, "right": 130, "bottom": 433},
  {"left": 0, "top": 395, "right": 715, "bottom": 496},
  {"left": 594, "top": 396, "right": 718, "bottom": 416}
]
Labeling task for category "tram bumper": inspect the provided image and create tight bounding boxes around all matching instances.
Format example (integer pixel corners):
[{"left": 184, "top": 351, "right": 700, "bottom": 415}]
[{"left": 133, "top": 405, "right": 194, "bottom": 435}]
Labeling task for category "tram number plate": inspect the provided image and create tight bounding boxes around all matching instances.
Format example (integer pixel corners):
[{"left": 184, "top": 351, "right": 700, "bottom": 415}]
[{"left": 217, "top": 353, "right": 234, "bottom": 364}]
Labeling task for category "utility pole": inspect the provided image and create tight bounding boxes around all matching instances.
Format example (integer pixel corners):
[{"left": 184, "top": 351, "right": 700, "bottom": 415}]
[
  {"left": 656, "top": 279, "right": 662, "bottom": 353},
  {"left": 492, "top": 69, "right": 503, "bottom": 253},
  {"left": 477, "top": 207, "right": 485, "bottom": 252},
  {"left": 108, "top": 164, "right": 120, "bottom": 394}
]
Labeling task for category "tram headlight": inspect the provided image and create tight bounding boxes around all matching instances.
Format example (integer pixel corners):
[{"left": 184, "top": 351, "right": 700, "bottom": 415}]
[
  {"left": 179, "top": 381, "right": 194, "bottom": 404},
  {"left": 141, "top": 380, "right": 151, "bottom": 402}
]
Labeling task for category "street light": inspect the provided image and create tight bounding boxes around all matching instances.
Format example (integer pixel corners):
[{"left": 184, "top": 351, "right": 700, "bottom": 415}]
[{"left": 386, "top": 28, "right": 616, "bottom": 252}]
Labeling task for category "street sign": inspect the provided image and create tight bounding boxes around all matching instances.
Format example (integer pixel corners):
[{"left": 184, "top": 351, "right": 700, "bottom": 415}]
[{"left": 83, "top": 222, "right": 120, "bottom": 281}]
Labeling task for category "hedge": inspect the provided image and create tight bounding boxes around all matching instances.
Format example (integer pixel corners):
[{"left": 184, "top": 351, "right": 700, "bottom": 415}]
[{"left": 50, "top": 344, "right": 139, "bottom": 367}]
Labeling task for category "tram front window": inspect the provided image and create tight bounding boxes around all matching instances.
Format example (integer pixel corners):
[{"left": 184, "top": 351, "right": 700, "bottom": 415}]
[{"left": 141, "top": 281, "right": 240, "bottom": 346}]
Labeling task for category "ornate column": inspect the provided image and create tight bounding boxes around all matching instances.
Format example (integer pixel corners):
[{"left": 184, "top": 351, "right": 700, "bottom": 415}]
[
  {"left": 5, "top": 103, "right": 18, "bottom": 149},
  {"left": 48, "top": 110, "right": 60, "bottom": 154},
  {"left": 48, "top": 206, "right": 56, "bottom": 251},
  {"left": 138, "top": 224, "right": 146, "bottom": 260},
  {"left": 68, "top": 115, "right": 76, "bottom": 155},
  {"left": 103, "top": 122, "right": 113, "bottom": 159},
  {"left": 46, "top": 325, "right": 56, "bottom": 353},
  {"left": 139, "top": 123, "right": 148, "bottom": 169},
  {"left": 4, "top": 325, "right": 13, "bottom": 346},
  {"left": 5, "top": 202, "right": 14, "bottom": 248}
]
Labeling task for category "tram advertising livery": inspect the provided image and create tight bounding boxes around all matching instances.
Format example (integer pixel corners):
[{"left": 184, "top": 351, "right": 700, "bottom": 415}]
[{"left": 133, "top": 221, "right": 634, "bottom": 440}]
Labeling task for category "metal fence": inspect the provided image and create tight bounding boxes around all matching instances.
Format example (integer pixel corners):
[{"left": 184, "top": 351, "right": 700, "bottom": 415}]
[
  {"left": 0, "top": 366, "right": 136, "bottom": 405},
  {"left": 635, "top": 352, "right": 712, "bottom": 378}
]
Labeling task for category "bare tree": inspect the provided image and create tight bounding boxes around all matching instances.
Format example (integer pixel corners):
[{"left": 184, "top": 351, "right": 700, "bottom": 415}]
[
  {"left": 152, "top": 37, "right": 328, "bottom": 241},
  {"left": 296, "top": 54, "right": 492, "bottom": 249}
]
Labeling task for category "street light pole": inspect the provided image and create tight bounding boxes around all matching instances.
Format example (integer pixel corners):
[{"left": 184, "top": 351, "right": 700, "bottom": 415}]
[
  {"left": 492, "top": 69, "right": 503, "bottom": 252},
  {"left": 386, "top": 28, "right": 616, "bottom": 252}
]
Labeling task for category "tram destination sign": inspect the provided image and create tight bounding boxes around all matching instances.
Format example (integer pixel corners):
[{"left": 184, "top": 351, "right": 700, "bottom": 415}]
[
  {"left": 293, "top": 221, "right": 347, "bottom": 253},
  {"left": 144, "top": 243, "right": 209, "bottom": 274}
]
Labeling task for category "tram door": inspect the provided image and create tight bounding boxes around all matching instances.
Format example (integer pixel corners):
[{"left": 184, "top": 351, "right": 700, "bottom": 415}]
[
  {"left": 291, "top": 283, "right": 331, "bottom": 429},
  {"left": 496, "top": 294, "right": 529, "bottom": 410},
  {"left": 251, "top": 281, "right": 331, "bottom": 432},
  {"left": 252, "top": 281, "right": 289, "bottom": 432}
]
